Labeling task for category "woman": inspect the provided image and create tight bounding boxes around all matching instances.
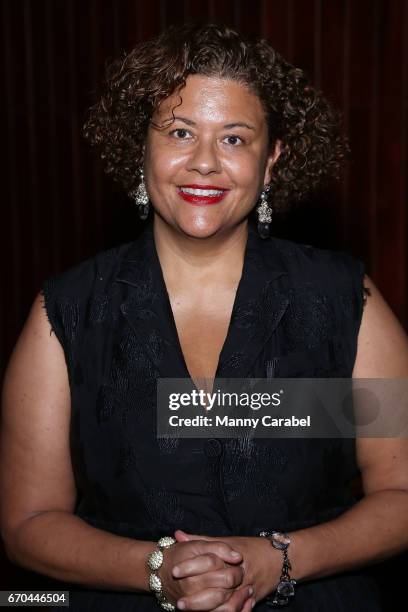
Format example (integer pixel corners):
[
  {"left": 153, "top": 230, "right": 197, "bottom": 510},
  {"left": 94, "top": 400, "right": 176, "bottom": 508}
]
[{"left": 1, "top": 22, "right": 408, "bottom": 612}]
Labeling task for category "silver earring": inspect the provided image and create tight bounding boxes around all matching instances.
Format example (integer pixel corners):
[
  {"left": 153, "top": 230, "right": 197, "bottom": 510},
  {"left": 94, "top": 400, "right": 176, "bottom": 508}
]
[
  {"left": 135, "top": 167, "right": 150, "bottom": 220},
  {"left": 256, "top": 184, "right": 272, "bottom": 239}
]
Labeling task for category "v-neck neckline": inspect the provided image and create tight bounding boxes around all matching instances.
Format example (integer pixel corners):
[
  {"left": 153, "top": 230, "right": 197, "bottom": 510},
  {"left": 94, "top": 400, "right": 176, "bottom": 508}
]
[
  {"left": 149, "top": 223, "right": 253, "bottom": 392},
  {"left": 116, "top": 219, "right": 290, "bottom": 388}
]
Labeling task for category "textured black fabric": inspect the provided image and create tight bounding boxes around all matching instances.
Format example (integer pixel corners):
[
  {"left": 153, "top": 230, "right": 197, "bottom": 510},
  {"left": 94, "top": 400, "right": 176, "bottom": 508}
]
[{"left": 41, "top": 220, "right": 382, "bottom": 610}]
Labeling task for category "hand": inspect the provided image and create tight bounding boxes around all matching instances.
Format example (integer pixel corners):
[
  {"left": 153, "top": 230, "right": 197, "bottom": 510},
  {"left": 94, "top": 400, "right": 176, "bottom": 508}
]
[
  {"left": 172, "top": 550, "right": 254, "bottom": 612},
  {"left": 172, "top": 529, "right": 282, "bottom": 609},
  {"left": 155, "top": 533, "right": 254, "bottom": 611}
]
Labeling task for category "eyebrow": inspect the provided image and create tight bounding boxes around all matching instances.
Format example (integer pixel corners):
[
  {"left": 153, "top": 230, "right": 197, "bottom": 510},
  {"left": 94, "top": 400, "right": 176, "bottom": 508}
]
[{"left": 171, "top": 115, "right": 256, "bottom": 131}]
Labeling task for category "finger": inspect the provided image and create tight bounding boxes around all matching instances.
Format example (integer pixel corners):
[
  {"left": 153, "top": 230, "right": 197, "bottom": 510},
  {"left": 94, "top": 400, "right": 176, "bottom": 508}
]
[
  {"left": 174, "top": 529, "right": 192, "bottom": 542},
  {"left": 176, "top": 586, "right": 232, "bottom": 611},
  {"left": 173, "top": 552, "right": 229, "bottom": 578},
  {"left": 239, "top": 596, "right": 256, "bottom": 612},
  {"left": 191, "top": 540, "right": 242, "bottom": 564},
  {"left": 174, "top": 529, "right": 215, "bottom": 542},
  {"left": 178, "top": 584, "right": 253, "bottom": 611},
  {"left": 212, "top": 585, "right": 254, "bottom": 612},
  {"left": 173, "top": 551, "right": 243, "bottom": 578},
  {"left": 180, "top": 565, "right": 245, "bottom": 592},
  {"left": 173, "top": 528, "right": 242, "bottom": 563},
  {"left": 177, "top": 587, "right": 228, "bottom": 611},
  {"left": 203, "top": 541, "right": 242, "bottom": 564}
]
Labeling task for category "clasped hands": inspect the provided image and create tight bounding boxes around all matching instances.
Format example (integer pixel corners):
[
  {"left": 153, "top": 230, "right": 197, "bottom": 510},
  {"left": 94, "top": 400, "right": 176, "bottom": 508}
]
[{"left": 157, "top": 528, "right": 280, "bottom": 611}]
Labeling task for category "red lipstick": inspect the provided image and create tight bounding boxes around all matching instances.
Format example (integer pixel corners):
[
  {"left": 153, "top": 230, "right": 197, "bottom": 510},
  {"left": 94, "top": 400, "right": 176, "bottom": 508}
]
[{"left": 177, "top": 184, "right": 230, "bottom": 206}]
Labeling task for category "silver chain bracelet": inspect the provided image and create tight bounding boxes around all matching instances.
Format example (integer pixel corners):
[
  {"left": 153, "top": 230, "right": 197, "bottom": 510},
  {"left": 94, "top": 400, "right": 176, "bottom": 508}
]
[{"left": 259, "top": 530, "right": 297, "bottom": 607}]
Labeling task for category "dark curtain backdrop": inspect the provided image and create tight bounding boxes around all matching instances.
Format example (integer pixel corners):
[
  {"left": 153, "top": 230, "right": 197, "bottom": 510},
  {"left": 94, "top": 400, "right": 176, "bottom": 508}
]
[{"left": 1, "top": 0, "right": 407, "bottom": 606}]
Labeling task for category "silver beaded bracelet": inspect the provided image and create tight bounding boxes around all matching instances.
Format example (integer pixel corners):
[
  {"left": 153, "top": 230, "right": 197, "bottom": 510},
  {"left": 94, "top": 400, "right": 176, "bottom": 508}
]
[
  {"left": 259, "top": 530, "right": 297, "bottom": 607},
  {"left": 147, "top": 536, "right": 177, "bottom": 611}
]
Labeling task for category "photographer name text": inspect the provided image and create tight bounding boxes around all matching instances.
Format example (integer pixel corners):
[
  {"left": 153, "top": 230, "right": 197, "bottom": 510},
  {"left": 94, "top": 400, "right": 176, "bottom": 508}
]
[{"left": 168, "top": 415, "right": 311, "bottom": 428}]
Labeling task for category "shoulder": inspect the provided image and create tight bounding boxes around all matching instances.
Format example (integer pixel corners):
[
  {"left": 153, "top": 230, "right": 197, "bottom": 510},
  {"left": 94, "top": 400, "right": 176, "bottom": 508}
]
[
  {"left": 266, "top": 235, "right": 365, "bottom": 292},
  {"left": 39, "top": 240, "right": 135, "bottom": 349},
  {"left": 41, "top": 241, "right": 134, "bottom": 300}
]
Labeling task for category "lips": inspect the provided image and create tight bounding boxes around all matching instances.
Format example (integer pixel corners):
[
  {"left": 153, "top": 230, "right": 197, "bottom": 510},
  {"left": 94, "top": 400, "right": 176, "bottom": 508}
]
[{"left": 177, "top": 184, "right": 230, "bottom": 205}]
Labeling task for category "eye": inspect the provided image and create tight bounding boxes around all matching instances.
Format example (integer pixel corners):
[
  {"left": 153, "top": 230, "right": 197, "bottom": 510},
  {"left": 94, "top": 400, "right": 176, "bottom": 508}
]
[
  {"left": 169, "top": 128, "right": 192, "bottom": 140},
  {"left": 223, "top": 135, "right": 244, "bottom": 146}
]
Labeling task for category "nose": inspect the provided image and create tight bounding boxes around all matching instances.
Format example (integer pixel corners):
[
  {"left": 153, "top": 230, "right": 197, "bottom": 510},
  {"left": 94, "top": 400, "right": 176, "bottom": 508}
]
[{"left": 185, "top": 138, "right": 222, "bottom": 175}]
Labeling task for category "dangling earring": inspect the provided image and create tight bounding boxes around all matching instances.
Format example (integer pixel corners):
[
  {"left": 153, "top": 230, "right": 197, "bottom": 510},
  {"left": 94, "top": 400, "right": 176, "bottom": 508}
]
[
  {"left": 256, "top": 184, "right": 272, "bottom": 239},
  {"left": 134, "top": 167, "right": 150, "bottom": 220}
]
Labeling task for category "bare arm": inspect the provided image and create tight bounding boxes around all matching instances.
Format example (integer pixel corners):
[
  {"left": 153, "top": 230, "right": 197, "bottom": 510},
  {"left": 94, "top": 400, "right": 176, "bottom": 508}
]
[
  {"left": 0, "top": 292, "right": 156, "bottom": 591},
  {"left": 285, "top": 274, "right": 408, "bottom": 582}
]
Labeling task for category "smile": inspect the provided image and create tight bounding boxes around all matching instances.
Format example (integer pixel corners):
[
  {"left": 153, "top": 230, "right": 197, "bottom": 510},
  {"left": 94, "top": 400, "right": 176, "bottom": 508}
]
[{"left": 177, "top": 186, "right": 229, "bottom": 205}]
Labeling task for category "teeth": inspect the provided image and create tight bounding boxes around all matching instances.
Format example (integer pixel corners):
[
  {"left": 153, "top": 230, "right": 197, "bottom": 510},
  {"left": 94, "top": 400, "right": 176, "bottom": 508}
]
[{"left": 179, "top": 187, "right": 225, "bottom": 196}]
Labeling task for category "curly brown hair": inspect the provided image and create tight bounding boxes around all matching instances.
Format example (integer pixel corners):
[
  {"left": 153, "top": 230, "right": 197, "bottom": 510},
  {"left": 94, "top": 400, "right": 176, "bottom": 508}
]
[{"left": 83, "top": 22, "right": 349, "bottom": 214}]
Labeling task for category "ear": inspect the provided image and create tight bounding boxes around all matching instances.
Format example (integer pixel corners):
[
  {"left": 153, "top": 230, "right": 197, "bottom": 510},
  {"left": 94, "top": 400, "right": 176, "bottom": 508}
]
[{"left": 263, "top": 139, "right": 282, "bottom": 185}]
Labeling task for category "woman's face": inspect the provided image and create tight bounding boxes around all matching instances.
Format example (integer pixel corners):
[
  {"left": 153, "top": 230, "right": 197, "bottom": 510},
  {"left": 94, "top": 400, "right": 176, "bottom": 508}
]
[{"left": 144, "top": 74, "right": 280, "bottom": 238}]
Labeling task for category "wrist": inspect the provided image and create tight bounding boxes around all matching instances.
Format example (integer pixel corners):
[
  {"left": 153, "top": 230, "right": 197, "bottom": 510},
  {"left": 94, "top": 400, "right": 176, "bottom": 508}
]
[
  {"left": 285, "top": 528, "right": 321, "bottom": 583},
  {"left": 257, "top": 534, "right": 282, "bottom": 591},
  {"left": 124, "top": 539, "right": 158, "bottom": 592},
  {"left": 147, "top": 536, "right": 177, "bottom": 610}
]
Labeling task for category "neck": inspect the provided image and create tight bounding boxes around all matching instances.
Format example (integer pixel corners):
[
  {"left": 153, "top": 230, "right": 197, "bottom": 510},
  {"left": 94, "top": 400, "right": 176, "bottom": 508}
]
[{"left": 152, "top": 215, "right": 248, "bottom": 288}]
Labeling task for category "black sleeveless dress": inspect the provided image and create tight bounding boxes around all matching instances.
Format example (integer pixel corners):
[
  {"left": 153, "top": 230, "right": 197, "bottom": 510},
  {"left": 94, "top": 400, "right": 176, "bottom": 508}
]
[{"left": 40, "top": 220, "right": 382, "bottom": 610}]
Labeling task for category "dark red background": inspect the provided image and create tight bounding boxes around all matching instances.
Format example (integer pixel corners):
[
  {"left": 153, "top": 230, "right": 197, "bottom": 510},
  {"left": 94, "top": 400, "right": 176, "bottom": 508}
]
[{"left": 1, "top": 0, "right": 407, "bottom": 607}]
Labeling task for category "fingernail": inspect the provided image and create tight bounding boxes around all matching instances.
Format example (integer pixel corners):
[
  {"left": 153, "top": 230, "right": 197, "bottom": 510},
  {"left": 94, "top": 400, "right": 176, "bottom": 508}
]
[
  {"left": 252, "top": 599, "right": 256, "bottom": 609},
  {"left": 177, "top": 600, "right": 185, "bottom": 610},
  {"left": 172, "top": 566, "right": 180, "bottom": 577},
  {"left": 230, "top": 551, "right": 241, "bottom": 557}
]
